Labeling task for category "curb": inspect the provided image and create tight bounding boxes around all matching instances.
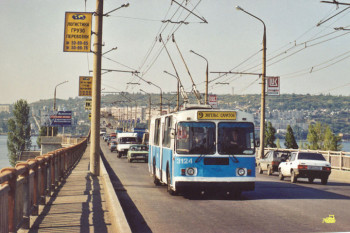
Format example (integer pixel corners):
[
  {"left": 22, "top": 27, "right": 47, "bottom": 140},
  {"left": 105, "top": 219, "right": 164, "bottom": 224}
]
[{"left": 100, "top": 157, "right": 132, "bottom": 233}]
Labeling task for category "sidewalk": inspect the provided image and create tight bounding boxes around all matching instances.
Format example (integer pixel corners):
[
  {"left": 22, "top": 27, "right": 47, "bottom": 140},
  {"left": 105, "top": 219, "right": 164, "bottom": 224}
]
[{"left": 22, "top": 144, "right": 113, "bottom": 233}]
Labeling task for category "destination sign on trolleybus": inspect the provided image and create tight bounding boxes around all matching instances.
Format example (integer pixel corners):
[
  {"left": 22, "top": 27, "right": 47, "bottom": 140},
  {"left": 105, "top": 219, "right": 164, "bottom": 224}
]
[{"left": 197, "top": 111, "right": 236, "bottom": 120}]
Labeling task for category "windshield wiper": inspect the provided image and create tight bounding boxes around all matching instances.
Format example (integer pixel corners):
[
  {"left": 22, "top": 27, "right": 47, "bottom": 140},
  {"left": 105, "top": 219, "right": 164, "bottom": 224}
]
[
  {"left": 229, "top": 154, "right": 239, "bottom": 163},
  {"left": 195, "top": 154, "right": 205, "bottom": 163}
]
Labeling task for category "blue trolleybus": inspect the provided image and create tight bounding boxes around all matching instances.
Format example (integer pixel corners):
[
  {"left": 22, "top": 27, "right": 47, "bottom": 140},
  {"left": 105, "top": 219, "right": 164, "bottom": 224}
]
[{"left": 148, "top": 106, "right": 257, "bottom": 197}]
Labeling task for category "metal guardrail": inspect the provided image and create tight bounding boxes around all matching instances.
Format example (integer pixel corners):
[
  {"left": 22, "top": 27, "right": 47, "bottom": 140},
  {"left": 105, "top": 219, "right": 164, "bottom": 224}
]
[
  {"left": 0, "top": 137, "right": 88, "bottom": 233},
  {"left": 257, "top": 148, "right": 350, "bottom": 171}
]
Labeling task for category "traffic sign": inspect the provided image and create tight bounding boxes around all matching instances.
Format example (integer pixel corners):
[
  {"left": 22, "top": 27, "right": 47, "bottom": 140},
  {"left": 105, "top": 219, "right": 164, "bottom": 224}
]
[
  {"left": 79, "top": 76, "right": 92, "bottom": 96},
  {"left": 64, "top": 12, "right": 92, "bottom": 52}
]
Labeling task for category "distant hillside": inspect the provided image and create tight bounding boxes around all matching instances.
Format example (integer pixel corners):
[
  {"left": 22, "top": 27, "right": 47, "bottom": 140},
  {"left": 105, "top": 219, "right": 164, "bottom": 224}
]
[{"left": 6, "top": 94, "right": 349, "bottom": 136}]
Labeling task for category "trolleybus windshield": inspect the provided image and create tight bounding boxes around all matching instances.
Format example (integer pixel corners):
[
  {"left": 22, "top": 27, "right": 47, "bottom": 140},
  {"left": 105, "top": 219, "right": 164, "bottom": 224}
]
[
  {"left": 218, "top": 122, "right": 255, "bottom": 155},
  {"left": 176, "top": 122, "right": 216, "bottom": 155}
]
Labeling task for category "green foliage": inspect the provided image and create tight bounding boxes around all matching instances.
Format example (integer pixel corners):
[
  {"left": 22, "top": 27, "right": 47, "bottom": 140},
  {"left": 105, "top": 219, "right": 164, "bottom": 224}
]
[
  {"left": 265, "top": 122, "right": 277, "bottom": 148},
  {"left": 307, "top": 123, "right": 323, "bottom": 150},
  {"left": 7, "top": 99, "right": 31, "bottom": 166},
  {"left": 276, "top": 138, "right": 281, "bottom": 148},
  {"left": 285, "top": 125, "right": 299, "bottom": 149},
  {"left": 306, "top": 122, "right": 343, "bottom": 151}
]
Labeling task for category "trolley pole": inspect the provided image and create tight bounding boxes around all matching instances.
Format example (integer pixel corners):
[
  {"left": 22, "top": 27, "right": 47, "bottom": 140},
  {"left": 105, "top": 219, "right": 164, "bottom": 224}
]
[{"left": 90, "top": 0, "right": 103, "bottom": 176}]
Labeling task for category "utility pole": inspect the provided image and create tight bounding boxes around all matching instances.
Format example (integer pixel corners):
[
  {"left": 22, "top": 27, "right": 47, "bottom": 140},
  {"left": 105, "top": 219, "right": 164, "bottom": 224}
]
[{"left": 90, "top": 0, "right": 103, "bottom": 176}]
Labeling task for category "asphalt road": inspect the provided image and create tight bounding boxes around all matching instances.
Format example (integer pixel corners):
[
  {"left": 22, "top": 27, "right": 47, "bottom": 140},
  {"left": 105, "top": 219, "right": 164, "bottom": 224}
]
[{"left": 100, "top": 139, "right": 350, "bottom": 233}]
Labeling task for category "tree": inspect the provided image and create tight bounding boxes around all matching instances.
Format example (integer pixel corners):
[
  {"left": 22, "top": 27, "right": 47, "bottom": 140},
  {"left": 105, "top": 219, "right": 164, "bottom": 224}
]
[
  {"left": 306, "top": 122, "right": 342, "bottom": 151},
  {"left": 276, "top": 138, "right": 281, "bottom": 148},
  {"left": 323, "top": 125, "right": 343, "bottom": 151},
  {"left": 285, "top": 125, "right": 299, "bottom": 149},
  {"left": 265, "top": 122, "right": 277, "bottom": 148},
  {"left": 7, "top": 99, "right": 31, "bottom": 166},
  {"left": 306, "top": 122, "right": 325, "bottom": 150}
]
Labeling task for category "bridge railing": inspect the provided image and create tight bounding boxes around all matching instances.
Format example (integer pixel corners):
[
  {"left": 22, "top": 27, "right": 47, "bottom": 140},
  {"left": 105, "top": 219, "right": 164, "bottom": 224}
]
[
  {"left": 258, "top": 148, "right": 350, "bottom": 171},
  {"left": 0, "top": 137, "right": 88, "bottom": 233}
]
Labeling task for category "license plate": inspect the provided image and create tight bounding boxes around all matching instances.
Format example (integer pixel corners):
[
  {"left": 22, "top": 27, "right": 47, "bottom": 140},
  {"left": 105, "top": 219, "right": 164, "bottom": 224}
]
[{"left": 308, "top": 166, "right": 321, "bottom": 170}]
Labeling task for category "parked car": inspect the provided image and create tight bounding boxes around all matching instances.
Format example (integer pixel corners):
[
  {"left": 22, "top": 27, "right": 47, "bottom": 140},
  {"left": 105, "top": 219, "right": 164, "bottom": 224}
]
[
  {"left": 257, "top": 150, "right": 290, "bottom": 175},
  {"left": 127, "top": 145, "right": 149, "bottom": 163},
  {"left": 278, "top": 152, "right": 331, "bottom": 184}
]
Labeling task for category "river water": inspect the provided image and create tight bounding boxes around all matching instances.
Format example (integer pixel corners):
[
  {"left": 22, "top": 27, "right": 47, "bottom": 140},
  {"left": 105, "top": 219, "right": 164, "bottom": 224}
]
[
  {"left": 0, "top": 135, "right": 350, "bottom": 170},
  {"left": 0, "top": 135, "right": 38, "bottom": 169}
]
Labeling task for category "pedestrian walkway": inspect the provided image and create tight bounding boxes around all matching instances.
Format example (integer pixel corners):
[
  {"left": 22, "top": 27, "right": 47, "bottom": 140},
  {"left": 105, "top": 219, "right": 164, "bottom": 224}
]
[{"left": 21, "top": 144, "right": 113, "bottom": 233}]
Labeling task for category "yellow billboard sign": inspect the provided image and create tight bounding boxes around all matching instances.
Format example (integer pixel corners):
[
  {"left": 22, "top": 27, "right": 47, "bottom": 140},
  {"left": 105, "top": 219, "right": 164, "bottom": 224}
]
[
  {"left": 79, "top": 76, "right": 92, "bottom": 96},
  {"left": 197, "top": 111, "right": 236, "bottom": 120},
  {"left": 64, "top": 12, "right": 92, "bottom": 52}
]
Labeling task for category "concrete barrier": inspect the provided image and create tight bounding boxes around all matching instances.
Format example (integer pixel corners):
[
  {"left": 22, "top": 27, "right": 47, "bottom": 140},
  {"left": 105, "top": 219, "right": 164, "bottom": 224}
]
[
  {"left": 329, "top": 169, "right": 350, "bottom": 184},
  {"left": 100, "top": 157, "right": 132, "bottom": 233}
]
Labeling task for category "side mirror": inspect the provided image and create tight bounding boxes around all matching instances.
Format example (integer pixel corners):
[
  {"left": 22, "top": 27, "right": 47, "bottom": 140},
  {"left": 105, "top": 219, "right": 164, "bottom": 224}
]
[
  {"left": 170, "top": 128, "right": 175, "bottom": 139},
  {"left": 255, "top": 139, "right": 260, "bottom": 147}
]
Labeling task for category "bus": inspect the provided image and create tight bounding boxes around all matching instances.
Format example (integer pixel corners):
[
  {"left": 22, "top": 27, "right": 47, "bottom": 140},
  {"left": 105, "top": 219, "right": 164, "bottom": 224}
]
[{"left": 148, "top": 106, "right": 257, "bottom": 197}]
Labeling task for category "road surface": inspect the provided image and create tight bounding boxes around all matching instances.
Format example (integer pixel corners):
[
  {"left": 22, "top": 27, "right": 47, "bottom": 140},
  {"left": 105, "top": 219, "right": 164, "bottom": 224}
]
[{"left": 101, "top": 139, "right": 350, "bottom": 233}]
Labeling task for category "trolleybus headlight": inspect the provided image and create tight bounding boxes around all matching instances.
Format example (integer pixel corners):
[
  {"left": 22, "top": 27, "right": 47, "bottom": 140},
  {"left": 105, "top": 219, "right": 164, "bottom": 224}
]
[
  {"left": 237, "top": 168, "right": 246, "bottom": 176},
  {"left": 186, "top": 167, "right": 197, "bottom": 176}
]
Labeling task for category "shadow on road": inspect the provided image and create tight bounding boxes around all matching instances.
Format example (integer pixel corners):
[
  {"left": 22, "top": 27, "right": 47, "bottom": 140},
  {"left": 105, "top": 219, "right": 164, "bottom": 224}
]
[
  {"left": 182, "top": 180, "right": 350, "bottom": 201},
  {"left": 100, "top": 150, "right": 152, "bottom": 233},
  {"left": 242, "top": 180, "right": 350, "bottom": 200}
]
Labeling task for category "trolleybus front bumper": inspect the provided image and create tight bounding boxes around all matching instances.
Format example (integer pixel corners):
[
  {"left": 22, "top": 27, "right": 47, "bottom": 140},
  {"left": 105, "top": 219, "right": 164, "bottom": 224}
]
[{"left": 175, "top": 181, "right": 255, "bottom": 193}]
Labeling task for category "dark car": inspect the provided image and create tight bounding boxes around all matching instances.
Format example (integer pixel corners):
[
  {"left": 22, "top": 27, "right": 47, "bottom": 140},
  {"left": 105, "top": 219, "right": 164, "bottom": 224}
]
[
  {"left": 109, "top": 140, "right": 118, "bottom": 152},
  {"left": 257, "top": 150, "right": 290, "bottom": 175}
]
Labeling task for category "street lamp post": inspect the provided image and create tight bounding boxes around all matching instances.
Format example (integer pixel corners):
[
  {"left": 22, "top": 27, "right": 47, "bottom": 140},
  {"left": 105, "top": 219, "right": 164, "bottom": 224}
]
[
  {"left": 190, "top": 50, "right": 208, "bottom": 104},
  {"left": 164, "top": 70, "right": 180, "bottom": 110},
  {"left": 52, "top": 80, "right": 68, "bottom": 136},
  {"left": 140, "top": 89, "right": 152, "bottom": 130},
  {"left": 236, "top": 5, "right": 266, "bottom": 159},
  {"left": 135, "top": 75, "right": 162, "bottom": 115},
  {"left": 53, "top": 80, "right": 68, "bottom": 111}
]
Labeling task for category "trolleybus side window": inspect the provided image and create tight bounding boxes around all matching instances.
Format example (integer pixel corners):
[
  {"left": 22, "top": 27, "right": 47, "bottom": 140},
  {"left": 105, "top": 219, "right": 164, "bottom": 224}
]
[
  {"left": 154, "top": 118, "right": 161, "bottom": 146},
  {"left": 162, "top": 116, "right": 172, "bottom": 148},
  {"left": 176, "top": 122, "right": 215, "bottom": 155},
  {"left": 218, "top": 122, "right": 255, "bottom": 155}
]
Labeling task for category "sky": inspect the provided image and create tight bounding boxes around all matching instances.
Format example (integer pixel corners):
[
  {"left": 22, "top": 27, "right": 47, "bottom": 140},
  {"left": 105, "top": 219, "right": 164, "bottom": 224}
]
[{"left": 1, "top": 0, "right": 350, "bottom": 105}]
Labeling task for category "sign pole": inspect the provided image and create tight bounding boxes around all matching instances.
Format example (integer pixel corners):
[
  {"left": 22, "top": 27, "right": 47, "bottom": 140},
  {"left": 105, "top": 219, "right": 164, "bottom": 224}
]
[{"left": 90, "top": 0, "right": 103, "bottom": 176}]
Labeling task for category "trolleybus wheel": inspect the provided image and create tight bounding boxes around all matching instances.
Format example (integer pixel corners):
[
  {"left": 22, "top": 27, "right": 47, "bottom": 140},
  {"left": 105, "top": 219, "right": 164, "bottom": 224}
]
[
  {"left": 153, "top": 158, "right": 161, "bottom": 186},
  {"left": 167, "top": 166, "right": 177, "bottom": 196}
]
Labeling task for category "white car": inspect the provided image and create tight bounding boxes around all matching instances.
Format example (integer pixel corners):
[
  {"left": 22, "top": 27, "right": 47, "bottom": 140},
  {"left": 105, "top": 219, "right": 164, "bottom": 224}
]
[{"left": 278, "top": 152, "right": 331, "bottom": 185}]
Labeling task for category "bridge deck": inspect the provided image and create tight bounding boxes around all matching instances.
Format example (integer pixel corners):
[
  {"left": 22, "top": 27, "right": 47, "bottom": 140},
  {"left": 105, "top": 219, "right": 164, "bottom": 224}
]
[{"left": 21, "top": 144, "right": 113, "bottom": 233}]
